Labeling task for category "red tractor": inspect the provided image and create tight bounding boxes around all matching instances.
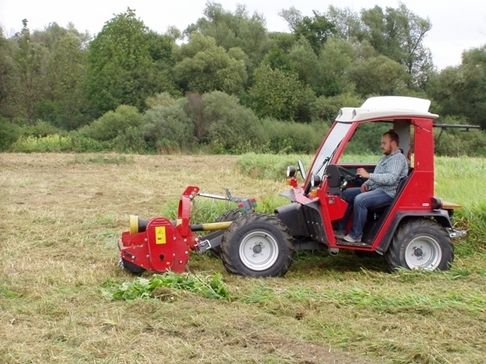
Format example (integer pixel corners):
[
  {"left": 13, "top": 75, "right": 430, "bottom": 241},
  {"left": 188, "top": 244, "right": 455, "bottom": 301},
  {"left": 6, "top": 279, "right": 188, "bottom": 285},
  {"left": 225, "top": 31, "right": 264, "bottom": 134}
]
[{"left": 119, "top": 96, "right": 465, "bottom": 276}]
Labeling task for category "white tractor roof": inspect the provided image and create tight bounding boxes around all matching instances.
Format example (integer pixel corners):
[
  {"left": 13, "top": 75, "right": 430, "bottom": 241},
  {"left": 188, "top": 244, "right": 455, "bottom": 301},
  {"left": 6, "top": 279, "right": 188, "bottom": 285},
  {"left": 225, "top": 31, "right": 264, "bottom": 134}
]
[{"left": 336, "top": 96, "right": 439, "bottom": 122}]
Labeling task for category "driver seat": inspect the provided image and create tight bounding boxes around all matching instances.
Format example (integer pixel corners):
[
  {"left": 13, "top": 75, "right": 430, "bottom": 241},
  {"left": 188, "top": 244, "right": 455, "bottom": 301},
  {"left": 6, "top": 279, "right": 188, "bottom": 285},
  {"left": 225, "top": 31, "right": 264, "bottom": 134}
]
[{"left": 362, "top": 173, "right": 411, "bottom": 243}]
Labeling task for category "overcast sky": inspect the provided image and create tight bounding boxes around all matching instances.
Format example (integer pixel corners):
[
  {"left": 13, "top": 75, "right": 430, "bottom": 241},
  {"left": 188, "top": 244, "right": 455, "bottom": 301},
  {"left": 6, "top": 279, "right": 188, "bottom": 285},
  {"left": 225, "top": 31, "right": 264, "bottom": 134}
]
[{"left": 1, "top": 0, "right": 485, "bottom": 69}]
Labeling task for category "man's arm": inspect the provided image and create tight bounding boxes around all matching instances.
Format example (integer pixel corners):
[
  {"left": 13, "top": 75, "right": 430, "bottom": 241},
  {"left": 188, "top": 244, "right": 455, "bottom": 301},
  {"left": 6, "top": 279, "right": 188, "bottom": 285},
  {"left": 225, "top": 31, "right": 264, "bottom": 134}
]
[{"left": 368, "top": 154, "right": 407, "bottom": 186}]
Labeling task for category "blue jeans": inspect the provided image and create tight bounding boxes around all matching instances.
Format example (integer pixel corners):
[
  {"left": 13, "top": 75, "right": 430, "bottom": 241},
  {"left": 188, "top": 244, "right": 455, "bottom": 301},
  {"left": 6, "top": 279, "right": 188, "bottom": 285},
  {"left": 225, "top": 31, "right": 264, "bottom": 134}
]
[{"left": 339, "top": 187, "right": 393, "bottom": 239}]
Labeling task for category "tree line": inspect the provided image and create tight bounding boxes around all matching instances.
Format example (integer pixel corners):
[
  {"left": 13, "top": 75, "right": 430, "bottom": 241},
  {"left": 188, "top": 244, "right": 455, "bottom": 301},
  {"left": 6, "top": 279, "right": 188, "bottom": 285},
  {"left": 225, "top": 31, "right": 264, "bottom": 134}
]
[{"left": 0, "top": 3, "right": 485, "bottom": 155}]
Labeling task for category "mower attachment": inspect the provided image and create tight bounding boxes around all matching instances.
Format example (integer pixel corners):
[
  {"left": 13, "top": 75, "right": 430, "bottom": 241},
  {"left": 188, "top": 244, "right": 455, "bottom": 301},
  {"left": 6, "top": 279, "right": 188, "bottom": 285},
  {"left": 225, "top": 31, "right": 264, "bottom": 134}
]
[
  {"left": 120, "top": 217, "right": 190, "bottom": 273},
  {"left": 118, "top": 185, "right": 256, "bottom": 274}
]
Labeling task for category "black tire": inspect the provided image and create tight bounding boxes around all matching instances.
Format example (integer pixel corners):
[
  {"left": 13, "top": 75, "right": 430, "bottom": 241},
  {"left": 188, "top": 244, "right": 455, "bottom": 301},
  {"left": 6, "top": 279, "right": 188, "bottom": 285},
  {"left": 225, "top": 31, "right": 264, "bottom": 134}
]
[
  {"left": 119, "top": 258, "right": 145, "bottom": 275},
  {"left": 208, "top": 209, "right": 243, "bottom": 257},
  {"left": 221, "top": 213, "right": 294, "bottom": 277},
  {"left": 385, "top": 219, "right": 454, "bottom": 271}
]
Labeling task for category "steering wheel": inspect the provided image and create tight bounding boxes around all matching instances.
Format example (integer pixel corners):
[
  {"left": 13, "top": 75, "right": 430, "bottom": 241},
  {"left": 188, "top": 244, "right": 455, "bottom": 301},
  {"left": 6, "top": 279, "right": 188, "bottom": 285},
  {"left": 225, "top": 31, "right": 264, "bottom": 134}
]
[
  {"left": 337, "top": 165, "right": 357, "bottom": 179},
  {"left": 337, "top": 166, "right": 368, "bottom": 188}
]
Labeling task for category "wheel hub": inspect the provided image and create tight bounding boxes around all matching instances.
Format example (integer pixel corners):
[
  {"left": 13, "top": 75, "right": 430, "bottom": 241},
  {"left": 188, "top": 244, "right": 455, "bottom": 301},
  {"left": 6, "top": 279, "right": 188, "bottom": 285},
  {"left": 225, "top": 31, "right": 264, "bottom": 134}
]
[
  {"left": 238, "top": 230, "right": 279, "bottom": 271},
  {"left": 413, "top": 247, "right": 424, "bottom": 258},
  {"left": 253, "top": 243, "right": 263, "bottom": 254},
  {"left": 405, "top": 236, "right": 442, "bottom": 270}
]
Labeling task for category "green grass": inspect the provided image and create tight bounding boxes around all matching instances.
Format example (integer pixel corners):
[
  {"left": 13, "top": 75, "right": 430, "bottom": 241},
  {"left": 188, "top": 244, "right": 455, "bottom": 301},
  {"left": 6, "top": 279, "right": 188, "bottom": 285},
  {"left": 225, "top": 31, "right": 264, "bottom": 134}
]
[{"left": 1, "top": 153, "right": 485, "bottom": 363}]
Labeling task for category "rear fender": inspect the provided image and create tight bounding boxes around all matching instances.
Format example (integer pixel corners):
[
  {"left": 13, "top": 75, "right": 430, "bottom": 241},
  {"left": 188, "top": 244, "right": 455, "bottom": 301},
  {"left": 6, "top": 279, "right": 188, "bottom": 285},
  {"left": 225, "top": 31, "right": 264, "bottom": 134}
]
[{"left": 376, "top": 210, "right": 452, "bottom": 254}]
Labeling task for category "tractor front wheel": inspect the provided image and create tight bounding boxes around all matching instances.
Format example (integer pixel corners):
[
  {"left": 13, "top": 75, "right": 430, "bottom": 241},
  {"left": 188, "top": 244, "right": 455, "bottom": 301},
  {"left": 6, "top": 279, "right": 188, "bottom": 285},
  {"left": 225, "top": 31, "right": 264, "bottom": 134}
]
[
  {"left": 221, "top": 213, "right": 294, "bottom": 277},
  {"left": 385, "top": 219, "right": 453, "bottom": 271}
]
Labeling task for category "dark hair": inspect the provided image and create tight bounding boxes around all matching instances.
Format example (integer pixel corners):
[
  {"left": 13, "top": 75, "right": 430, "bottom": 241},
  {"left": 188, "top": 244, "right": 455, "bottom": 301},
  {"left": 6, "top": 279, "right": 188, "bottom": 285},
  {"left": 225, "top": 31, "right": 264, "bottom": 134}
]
[{"left": 383, "top": 129, "right": 399, "bottom": 145}]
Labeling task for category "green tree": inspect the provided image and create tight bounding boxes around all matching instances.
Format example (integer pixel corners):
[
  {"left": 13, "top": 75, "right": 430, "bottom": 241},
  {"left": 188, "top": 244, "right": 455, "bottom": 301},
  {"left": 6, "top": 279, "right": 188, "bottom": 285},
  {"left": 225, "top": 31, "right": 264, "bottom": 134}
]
[
  {"left": 249, "top": 64, "right": 315, "bottom": 121},
  {"left": 349, "top": 55, "right": 408, "bottom": 96},
  {"left": 185, "top": 2, "right": 269, "bottom": 70},
  {"left": 287, "top": 37, "right": 319, "bottom": 89},
  {"left": 326, "top": 6, "right": 365, "bottom": 41},
  {"left": 174, "top": 33, "right": 247, "bottom": 94},
  {"left": 361, "top": 4, "right": 432, "bottom": 88},
  {"left": 86, "top": 9, "right": 177, "bottom": 117},
  {"left": 32, "top": 23, "right": 89, "bottom": 128},
  {"left": 0, "top": 29, "right": 17, "bottom": 118},
  {"left": 280, "top": 7, "right": 336, "bottom": 53},
  {"left": 12, "top": 19, "right": 48, "bottom": 122},
  {"left": 429, "top": 47, "right": 486, "bottom": 129},
  {"left": 316, "top": 37, "right": 357, "bottom": 96}
]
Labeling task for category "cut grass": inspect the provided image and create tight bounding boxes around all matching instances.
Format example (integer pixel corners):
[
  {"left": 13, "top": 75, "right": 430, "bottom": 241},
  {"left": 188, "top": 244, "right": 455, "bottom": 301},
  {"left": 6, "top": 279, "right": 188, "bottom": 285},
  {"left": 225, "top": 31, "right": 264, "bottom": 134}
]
[{"left": 1, "top": 152, "right": 485, "bottom": 363}]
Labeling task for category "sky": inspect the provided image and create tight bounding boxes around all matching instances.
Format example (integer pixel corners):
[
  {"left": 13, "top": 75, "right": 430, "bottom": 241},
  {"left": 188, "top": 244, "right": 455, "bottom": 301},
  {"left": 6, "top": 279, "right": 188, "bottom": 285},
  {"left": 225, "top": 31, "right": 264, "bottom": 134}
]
[{"left": 1, "top": 0, "right": 485, "bottom": 70}]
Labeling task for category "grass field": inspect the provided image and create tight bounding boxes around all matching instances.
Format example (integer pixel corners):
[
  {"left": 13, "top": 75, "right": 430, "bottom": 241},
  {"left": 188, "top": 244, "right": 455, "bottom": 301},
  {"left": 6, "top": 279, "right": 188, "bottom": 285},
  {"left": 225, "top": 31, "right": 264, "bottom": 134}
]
[{"left": 1, "top": 153, "right": 485, "bottom": 363}]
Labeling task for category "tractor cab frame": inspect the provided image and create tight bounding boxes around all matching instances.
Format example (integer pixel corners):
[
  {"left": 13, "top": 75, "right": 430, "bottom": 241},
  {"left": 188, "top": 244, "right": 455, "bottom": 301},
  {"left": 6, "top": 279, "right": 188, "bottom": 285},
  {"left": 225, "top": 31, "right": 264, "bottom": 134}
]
[{"left": 278, "top": 96, "right": 463, "bottom": 269}]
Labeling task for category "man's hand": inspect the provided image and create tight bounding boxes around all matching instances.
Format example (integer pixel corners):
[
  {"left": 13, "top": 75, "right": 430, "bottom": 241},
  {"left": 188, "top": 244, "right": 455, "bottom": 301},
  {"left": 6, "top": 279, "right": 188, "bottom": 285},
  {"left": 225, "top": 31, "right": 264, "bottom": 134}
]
[
  {"left": 360, "top": 184, "right": 369, "bottom": 192},
  {"left": 356, "top": 167, "right": 370, "bottom": 179}
]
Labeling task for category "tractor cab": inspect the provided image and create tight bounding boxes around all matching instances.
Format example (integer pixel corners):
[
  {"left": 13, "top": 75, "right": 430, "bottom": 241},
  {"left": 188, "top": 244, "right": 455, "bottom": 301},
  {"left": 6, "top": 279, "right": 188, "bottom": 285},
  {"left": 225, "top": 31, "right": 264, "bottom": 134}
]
[{"left": 278, "top": 96, "right": 464, "bottom": 271}]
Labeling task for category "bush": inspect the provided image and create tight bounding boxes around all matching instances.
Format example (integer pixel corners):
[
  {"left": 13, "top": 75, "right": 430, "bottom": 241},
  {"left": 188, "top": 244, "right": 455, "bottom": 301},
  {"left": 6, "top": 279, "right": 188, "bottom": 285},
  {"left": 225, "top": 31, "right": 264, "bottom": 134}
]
[
  {"left": 435, "top": 129, "right": 486, "bottom": 156},
  {"left": 143, "top": 99, "right": 194, "bottom": 152},
  {"left": 20, "top": 120, "right": 63, "bottom": 137},
  {"left": 202, "top": 91, "right": 265, "bottom": 154},
  {"left": 113, "top": 126, "right": 147, "bottom": 153},
  {"left": 0, "top": 118, "right": 21, "bottom": 151},
  {"left": 261, "top": 118, "right": 324, "bottom": 153},
  {"left": 81, "top": 105, "right": 143, "bottom": 141},
  {"left": 311, "top": 93, "right": 363, "bottom": 122},
  {"left": 69, "top": 132, "right": 107, "bottom": 152},
  {"left": 11, "top": 134, "right": 74, "bottom": 152}
]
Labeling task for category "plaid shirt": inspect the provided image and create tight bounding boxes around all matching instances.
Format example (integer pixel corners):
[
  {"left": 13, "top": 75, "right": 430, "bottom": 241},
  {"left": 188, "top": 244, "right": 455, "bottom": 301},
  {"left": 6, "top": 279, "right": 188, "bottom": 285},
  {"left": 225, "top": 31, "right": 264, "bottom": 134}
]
[{"left": 364, "top": 149, "right": 408, "bottom": 197}]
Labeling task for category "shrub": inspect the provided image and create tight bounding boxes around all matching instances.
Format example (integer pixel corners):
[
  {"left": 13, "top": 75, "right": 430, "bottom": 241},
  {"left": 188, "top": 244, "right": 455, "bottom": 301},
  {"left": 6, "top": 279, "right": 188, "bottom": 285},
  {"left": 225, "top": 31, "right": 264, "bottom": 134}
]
[
  {"left": 20, "top": 120, "right": 63, "bottom": 137},
  {"left": 143, "top": 99, "right": 194, "bottom": 152},
  {"left": 11, "top": 134, "right": 74, "bottom": 152},
  {"left": 69, "top": 132, "right": 107, "bottom": 152},
  {"left": 311, "top": 93, "right": 363, "bottom": 122},
  {"left": 113, "top": 126, "right": 147, "bottom": 153},
  {"left": 202, "top": 91, "right": 265, "bottom": 153},
  {"left": 261, "top": 118, "right": 324, "bottom": 153},
  {"left": 0, "top": 118, "right": 21, "bottom": 151},
  {"left": 81, "top": 105, "right": 144, "bottom": 141}
]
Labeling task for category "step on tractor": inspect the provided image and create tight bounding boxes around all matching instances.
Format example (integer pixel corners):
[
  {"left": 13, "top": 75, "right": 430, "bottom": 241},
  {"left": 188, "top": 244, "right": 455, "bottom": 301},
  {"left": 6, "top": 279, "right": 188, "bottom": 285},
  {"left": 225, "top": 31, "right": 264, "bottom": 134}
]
[{"left": 119, "top": 96, "right": 467, "bottom": 277}]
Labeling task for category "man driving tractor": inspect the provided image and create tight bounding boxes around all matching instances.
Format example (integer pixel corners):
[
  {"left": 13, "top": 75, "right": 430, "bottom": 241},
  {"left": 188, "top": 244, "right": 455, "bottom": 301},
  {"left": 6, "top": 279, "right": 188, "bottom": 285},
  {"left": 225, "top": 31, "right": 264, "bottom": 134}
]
[{"left": 337, "top": 129, "right": 408, "bottom": 243}]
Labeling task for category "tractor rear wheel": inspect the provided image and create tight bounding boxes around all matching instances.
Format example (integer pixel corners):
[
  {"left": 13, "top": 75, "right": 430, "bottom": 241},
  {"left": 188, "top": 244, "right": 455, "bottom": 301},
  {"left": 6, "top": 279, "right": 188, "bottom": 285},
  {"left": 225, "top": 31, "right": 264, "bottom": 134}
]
[
  {"left": 385, "top": 219, "right": 453, "bottom": 271},
  {"left": 221, "top": 213, "right": 294, "bottom": 277}
]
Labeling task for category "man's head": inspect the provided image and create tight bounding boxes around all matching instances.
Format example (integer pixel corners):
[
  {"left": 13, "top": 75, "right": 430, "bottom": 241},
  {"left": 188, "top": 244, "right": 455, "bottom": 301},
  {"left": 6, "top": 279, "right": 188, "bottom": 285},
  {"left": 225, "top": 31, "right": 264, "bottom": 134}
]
[{"left": 381, "top": 129, "right": 399, "bottom": 155}]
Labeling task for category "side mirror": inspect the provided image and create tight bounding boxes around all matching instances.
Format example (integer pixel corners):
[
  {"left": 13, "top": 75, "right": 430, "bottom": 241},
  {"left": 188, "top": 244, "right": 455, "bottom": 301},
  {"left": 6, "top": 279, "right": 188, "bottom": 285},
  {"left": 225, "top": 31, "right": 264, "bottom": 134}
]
[
  {"left": 297, "top": 160, "right": 307, "bottom": 180},
  {"left": 286, "top": 166, "right": 296, "bottom": 178}
]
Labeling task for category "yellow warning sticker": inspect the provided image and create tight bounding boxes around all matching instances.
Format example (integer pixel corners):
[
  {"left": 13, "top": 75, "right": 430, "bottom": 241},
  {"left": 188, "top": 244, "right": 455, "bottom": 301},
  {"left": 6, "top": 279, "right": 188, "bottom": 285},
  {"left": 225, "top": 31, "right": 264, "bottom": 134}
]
[{"left": 155, "top": 226, "right": 167, "bottom": 245}]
